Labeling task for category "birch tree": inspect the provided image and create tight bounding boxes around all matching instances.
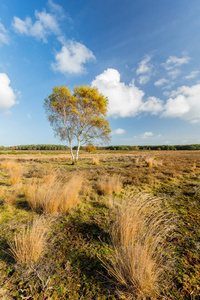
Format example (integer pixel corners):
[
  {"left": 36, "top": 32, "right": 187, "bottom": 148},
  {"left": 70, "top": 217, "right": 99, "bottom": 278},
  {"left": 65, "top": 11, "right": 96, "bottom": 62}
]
[{"left": 44, "top": 85, "right": 111, "bottom": 164}]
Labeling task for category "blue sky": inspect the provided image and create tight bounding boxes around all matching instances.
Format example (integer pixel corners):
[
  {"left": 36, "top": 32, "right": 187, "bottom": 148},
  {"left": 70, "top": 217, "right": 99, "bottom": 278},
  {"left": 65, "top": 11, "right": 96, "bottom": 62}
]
[{"left": 1, "top": 0, "right": 200, "bottom": 146}]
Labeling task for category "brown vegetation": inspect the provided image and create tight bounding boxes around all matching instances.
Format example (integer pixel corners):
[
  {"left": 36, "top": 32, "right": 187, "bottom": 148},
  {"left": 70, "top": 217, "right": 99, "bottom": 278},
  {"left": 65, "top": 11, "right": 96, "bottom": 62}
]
[
  {"left": 103, "top": 193, "right": 174, "bottom": 299},
  {"left": 9, "top": 217, "right": 49, "bottom": 265},
  {"left": 25, "top": 175, "right": 83, "bottom": 214},
  {"left": 97, "top": 175, "right": 122, "bottom": 195}
]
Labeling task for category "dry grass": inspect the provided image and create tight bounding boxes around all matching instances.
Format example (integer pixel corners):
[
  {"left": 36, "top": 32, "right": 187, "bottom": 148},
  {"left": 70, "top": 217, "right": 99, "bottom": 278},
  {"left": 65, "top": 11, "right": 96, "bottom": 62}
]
[
  {"left": 103, "top": 193, "right": 174, "bottom": 299},
  {"left": 9, "top": 168, "right": 24, "bottom": 185},
  {"left": 97, "top": 175, "right": 122, "bottom": 195},
  {"left": 25, "top": 176, "right": 83, "bottom": 214},
  {"left": 1, "top": 160, "right": 20, "bottom": 170},
  {"left": 0, "top": 186, "right": 6, "bottom": 199},
  {"left": 43, "top": 172, "right": 57, "bottom": 185},
  {"left": 0, "top": 184, "right": 22, "bottom": 205},
  {"left": 145, "top": 157, "right": 154, "bottom": 167},
  {"left": 92, "top": 157, "right": 99, "bottom": 165},
  {"left": 9, "top": 217, "right": 49, "bottom": 265},
  {"left": 0, "top": 160, "right": 24, "bottom": 185}
]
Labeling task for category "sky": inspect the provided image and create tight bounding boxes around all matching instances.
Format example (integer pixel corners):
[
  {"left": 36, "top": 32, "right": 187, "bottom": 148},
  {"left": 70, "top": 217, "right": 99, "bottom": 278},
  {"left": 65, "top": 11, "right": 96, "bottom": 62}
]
[{"left": 1, "top": 0, "right": 200, "bottom": 147}]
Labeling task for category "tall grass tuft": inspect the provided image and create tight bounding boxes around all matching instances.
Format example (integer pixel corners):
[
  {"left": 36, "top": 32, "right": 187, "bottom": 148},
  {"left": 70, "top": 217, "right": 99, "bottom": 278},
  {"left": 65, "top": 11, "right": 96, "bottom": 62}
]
[
  {"left": 103, "top": 193, "right": 174, "bottom": 299},
  {"left": 92, "top": 157, "right": 99, "bottom": 165},
  {"left": 25, "top": 176, "right": 83, "bottom": 214},
  {"left": 1, "top": 160, "right": 24, "bottom": 185},
  {"left": 97, "top": 175, "right": 122, "bottom": 195},
  {"left": 9, "top": 168, "right": 24, "bottom": 185},
  {"left": 9, "top": 217, "right": 49, "bottom": 265}
]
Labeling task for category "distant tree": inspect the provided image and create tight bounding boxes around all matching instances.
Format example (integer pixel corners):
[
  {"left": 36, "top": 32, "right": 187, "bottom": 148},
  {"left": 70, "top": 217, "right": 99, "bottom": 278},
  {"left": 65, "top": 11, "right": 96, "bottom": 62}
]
[
  {"left": 44, "top": 85, "right": 111, "bottom": 164},
  {"left": 85, "top": 143, "right": 96, "bottom": 153}
]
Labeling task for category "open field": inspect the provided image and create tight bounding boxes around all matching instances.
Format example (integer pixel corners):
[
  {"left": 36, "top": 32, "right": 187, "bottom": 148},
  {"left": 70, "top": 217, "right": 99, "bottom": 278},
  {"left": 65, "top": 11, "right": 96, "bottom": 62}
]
[{"left": 0, "top": 150, "right": 200, "bottom": 299}]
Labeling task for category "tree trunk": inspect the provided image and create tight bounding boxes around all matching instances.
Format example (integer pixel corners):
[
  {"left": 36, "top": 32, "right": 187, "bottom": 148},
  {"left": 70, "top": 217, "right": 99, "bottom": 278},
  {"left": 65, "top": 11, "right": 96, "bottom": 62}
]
[
  {"left": 69, "top": 141, "right": 75, "bottom": 164},
  {"left": 75, "top": 138, "right": 81, "bottom": 163}
]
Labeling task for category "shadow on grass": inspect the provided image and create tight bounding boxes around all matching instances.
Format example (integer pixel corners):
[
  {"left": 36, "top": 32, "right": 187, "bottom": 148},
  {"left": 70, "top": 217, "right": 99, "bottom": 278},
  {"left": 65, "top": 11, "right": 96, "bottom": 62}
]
[
  {"left": 15, "top": 199, "right": 31, "bottom": 211},
  {"left": 0, "top": 237, "right": 15, "bottom": 265}
]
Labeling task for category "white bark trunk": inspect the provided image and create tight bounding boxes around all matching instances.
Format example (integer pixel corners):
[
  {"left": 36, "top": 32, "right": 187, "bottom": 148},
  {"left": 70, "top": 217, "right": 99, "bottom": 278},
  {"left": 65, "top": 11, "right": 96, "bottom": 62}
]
[
  {"left": 75, "top": 138, "right": 81, "bottom": 162},
  {"left": 69, "top": 141, "right": 74, "bottom": 163}
]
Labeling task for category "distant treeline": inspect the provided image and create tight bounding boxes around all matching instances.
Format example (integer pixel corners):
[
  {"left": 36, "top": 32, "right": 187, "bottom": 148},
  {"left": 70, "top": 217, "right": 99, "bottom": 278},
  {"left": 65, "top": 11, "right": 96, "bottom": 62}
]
[
  {"left": 0, "top": 144, "right": 70, "bottom": 151},
  {"left": 1, "top": 144, "right": 200, "bottom": 151}
]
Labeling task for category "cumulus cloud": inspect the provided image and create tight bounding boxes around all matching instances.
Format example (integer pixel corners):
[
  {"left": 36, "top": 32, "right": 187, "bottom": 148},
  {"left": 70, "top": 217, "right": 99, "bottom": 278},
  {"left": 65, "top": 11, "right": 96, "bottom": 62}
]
[
  {"left": 91, "top": 68, "right": 163, "bottom": 118},
  {"left": 162, "top": 83, "right": 200, "bottom": 123},
  {"left": 141, "top": 132, "right": 154, "bottom": 139},
  {"left": 185, "top": 71, "right": 199, "bottom": 79},
  {"left": 12, "top": 9, "right": 60, "bottom": 42},
  {"left": 162, "top": 55, "right": 190, "bottom": 70},
  {"left": 0, "top": 22, "right": 9, "bottom": 45},
  {"left": 0, "top": 73, "right": 17, "bottom": 110},
  {"left": 112, "top": 128, "right": 125, "bottom": 135},
  {"left": 138, "top": 75, "right": 150, "bottom": 85},
  {"left": 51, "top": 41, "right": 95, "bottom": 74},
  {"left": 136, "top": 55, "right": 151, "bottom": 74},
  {"left": 141, "top": 97, "right": 163, "bottom": 115},
  {"left": 92, "top": 69, "right": 144, "bottom": 117}
]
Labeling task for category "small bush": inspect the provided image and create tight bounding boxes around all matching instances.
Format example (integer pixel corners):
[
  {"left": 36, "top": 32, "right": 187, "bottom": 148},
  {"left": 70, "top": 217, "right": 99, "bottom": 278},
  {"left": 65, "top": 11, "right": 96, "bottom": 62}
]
[
  {"left": 97, "top": 175, "right": 122, "bottom": 195},
  {"left": 9, "top": 217, "right": 49, "bottom": 265}
]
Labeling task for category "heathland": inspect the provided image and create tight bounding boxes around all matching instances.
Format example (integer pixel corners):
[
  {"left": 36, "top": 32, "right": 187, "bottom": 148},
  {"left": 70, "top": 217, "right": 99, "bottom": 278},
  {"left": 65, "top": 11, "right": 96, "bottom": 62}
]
[{"left": 0, "top": 149, "right": 199, "bottom": 299}]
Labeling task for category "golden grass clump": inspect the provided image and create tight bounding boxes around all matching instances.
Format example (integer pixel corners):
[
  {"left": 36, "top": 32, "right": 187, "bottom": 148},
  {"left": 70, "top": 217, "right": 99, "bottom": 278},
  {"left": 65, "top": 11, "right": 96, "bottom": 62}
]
[
  {"left": 92, "top": 157, "right": 99, "bottom": 165},
  {"left": 9, "top": 168, "right": 24, "bottom": 185},
  {"left": 43, "top": 172, "right": 57, "bottom": 185},
  {"left": 9, "top": 217, "right": 49, "bottom": 265},
  {"left": 2, "top": 160, "right": 20, "bottom": 170},
  {"left": 25, "top": 176, "right": 83, "bottom": 214},
  {"left": 1, "top": 160, "right": 24, "bottom": 185},
  {"left": 3, "top": 184, "right": 23, "bottom": 205},
  {"left": 97, "top": 175, "right": 122, "bottom": 195},
  {"left": 103, "top": 193, "right": 174, "bottom": 299},
  {"left": 145, "top": 157, "right": 154, "bottom": 167}
]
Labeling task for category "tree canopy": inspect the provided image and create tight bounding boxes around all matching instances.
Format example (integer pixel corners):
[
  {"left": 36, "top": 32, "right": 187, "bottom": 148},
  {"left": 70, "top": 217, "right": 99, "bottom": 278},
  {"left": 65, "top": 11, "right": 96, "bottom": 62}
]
[{"left": 44, "top": 85, "right": 111, "bottom": 163}]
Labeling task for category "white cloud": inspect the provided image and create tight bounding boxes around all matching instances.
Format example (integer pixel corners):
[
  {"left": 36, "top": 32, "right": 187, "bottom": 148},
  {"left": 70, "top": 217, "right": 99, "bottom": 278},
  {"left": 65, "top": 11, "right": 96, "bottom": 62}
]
[
  {"left": 141, "top": 96, "right": 163, "bottom": 115},
  {"left": 163, "top": 55, "right": 190, "bottom": 70},
  {"left": 48, "top": 0, "right": 64, "bottom": 16},
  {"left": 185, "top": 71, "right": 199, "bottom": 79},
  {"left": 136, "top": 55, "right": 151, "bottom": 74},
  {"left": 162, "top": 83, "right": 200, "bottom": 122},
  {"left": 51, "top": 41, "right": 95, "bottom": 75},
  {"left": 112, "top": 128, "right": 125, "bottom": 135},
  {"left": 0, "top": 22, "right": 9, "bottom": 45},
  {"left": 12, "top": 9, "right": 60, "bottom": 42},
  {"left": 92, "top": 69, "right": 144, "bottom": 117},
  {"left": 141, "top": 132, "right": 154, "bottom": 139},
  {"left": 91, "top": 68, "right": 163, "bottom": 118},
  {"left": 154, "top": 78, "right": 168, "bottom": 87},
  {"left": 0, "top": 73, "right": 17, "bottom": 110},
  {"left": 167, "top": 69, "right": 181, "bottom": 79},
  {"left": 138, "top": 75, "right": 150, "bottom": 85}
]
